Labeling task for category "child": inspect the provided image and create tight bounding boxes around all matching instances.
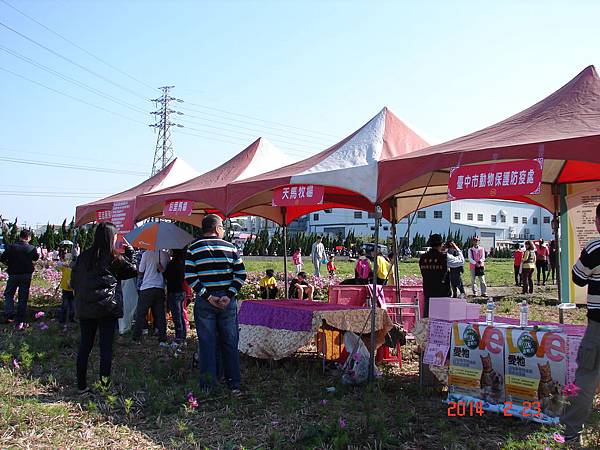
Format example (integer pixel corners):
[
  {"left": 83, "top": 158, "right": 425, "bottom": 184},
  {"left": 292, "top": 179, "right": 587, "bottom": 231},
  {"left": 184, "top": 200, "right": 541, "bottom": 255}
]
[
  {"left": 57, "top": 251, "right": 75, "bottom": 330},
  {"left": 327, "top": 255, "right": 337, "bottom": 276},
  {"left": 289, "top": 271, "right": 314, "bottom": 300},
  {"left": 355, "top": 249, "right": 371, "bottom": 284},
  {"left": 259, "top": 269, "right": 279, "bottom": 299},
  {"left": 292, "top": 248, "right": 303, "bottom": 274}
]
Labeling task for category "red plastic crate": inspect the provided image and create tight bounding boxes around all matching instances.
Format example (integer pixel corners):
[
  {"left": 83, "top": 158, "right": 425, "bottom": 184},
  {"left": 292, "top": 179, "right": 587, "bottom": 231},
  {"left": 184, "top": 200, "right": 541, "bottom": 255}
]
[{"left": 327, "top": 285, "right": 368, "bottom": 306}]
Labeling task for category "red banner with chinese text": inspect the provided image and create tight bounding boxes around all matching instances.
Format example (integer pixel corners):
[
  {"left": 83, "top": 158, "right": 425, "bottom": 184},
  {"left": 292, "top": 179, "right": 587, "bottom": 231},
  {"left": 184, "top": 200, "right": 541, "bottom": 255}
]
[
  {"left": 96, "top": 209, "right": 112, "bottom": 222},
  {"left": 272, "top": 184, "right": 325, "bottom": 206},
  {"left": 111, "top": 200, "right": 135, "bottom": 234},
  {"left": 163, "top": 199, "right": 194, "bottom": 217},
  {"left": 448, "top": 159, "right": 544, "bottom": 200}
]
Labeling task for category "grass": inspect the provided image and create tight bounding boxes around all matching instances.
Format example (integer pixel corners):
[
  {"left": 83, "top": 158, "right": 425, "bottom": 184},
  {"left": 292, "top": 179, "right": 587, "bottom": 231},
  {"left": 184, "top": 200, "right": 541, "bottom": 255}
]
[
  {"left": 0, "top": 264, "right": 598, "bottom": 449},
  {"left": 245, "top": 257, "right": 521, "bottom": 288}
]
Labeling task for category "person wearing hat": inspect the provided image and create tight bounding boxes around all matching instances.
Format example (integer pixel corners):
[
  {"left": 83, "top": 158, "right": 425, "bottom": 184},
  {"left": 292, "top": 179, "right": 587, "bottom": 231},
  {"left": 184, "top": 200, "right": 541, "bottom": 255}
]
[{"left": 419, "top": 234, "right": 464, "bottom": 317}]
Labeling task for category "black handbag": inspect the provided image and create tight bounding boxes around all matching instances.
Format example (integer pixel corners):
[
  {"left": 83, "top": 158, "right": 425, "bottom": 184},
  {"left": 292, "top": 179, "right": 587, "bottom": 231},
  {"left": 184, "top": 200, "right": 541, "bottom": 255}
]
[{"left": 474, "top": 265, "right": 485, "bottom": 276}]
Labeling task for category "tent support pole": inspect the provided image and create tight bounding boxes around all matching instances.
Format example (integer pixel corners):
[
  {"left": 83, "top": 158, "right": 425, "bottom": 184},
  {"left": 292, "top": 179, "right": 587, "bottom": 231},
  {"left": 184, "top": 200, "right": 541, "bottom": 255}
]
[
  {"left": 368, "top": 204, "right": 382, "bottom": 383},
  {"left": 282, "top": 207, "right": 289, "bottom": 299},
  {"left": 552, "top": 184, "right": 564, "bottom": 324},
  {"left": 390, "top": 201, "right": 401, "bottom": 305}
]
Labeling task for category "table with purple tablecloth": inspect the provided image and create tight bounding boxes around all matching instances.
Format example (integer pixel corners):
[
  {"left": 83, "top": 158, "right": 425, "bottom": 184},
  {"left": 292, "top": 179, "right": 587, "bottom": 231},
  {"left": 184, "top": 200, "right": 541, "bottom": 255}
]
[{"left": 238, "top": 300, "right": 393, "bottom": 360}]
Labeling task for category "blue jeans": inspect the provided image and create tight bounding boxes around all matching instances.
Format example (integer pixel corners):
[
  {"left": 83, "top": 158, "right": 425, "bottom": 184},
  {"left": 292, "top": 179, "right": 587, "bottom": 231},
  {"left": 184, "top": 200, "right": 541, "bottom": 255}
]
[
  {"left": 168, "top": 292, "right": 186, "bottom": 342},
  {"left": 3, "top": 273, "right": 32, "bottom": 323},
  {"left": 59, "top": 290, "right": 75, "bottom": 324},
  {"left": 194, "top": 295, "right": 240, "bottom": 390}
]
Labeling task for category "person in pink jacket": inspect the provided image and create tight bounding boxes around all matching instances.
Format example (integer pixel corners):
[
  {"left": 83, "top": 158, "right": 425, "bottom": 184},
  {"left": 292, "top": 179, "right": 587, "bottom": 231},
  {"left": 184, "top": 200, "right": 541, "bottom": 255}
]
[{"left": 468, "top": 236, "right": 487, "bottom": 297}]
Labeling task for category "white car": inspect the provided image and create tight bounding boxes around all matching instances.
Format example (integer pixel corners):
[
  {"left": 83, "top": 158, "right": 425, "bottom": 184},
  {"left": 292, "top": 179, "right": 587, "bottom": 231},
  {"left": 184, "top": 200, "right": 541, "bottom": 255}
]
[{"left": 415, "top": 247, "right": 431, "bottom": 256}]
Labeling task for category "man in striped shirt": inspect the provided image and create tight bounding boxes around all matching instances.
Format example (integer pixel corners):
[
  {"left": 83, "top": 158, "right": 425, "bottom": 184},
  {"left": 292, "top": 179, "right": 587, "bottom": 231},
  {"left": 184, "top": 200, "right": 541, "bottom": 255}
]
[
  {"left": 561, "top": 203, "right": 600, "bottom": 445},
  {"left": 185, "top": 214, "right": 246, "bottom": 392}
]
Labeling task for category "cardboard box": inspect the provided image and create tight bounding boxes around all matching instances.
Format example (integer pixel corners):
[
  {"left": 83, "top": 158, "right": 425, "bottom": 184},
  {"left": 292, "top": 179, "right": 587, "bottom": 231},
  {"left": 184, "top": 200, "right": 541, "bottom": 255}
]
[{"left": 429, "top": 297, "right": 467, "bottom": 321}]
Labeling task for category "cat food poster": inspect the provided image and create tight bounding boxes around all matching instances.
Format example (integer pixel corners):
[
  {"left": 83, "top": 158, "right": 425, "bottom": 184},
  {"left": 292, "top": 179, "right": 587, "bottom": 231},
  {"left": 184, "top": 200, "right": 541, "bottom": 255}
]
[
  {"left": 448, "top": 323, "right": 505, "bottom": 405},
  {"left": 504, "top": 329, "right": 566, "bottom": 419}
]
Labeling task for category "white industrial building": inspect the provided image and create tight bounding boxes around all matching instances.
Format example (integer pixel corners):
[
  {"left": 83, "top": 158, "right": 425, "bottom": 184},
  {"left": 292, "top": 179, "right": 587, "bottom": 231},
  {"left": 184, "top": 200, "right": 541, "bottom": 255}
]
[
  {"left": 237, "top": 199, "right": 555, "bottom": 251},
  {"left": 305, "top": 200, "right": 555, "bottom": 250}
]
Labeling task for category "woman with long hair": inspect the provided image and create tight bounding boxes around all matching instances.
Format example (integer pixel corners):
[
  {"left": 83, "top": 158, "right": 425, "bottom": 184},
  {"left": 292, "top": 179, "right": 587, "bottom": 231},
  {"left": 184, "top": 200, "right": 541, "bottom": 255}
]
[{"left": 71, "top": 222, "right": 137, "bottom": 394}]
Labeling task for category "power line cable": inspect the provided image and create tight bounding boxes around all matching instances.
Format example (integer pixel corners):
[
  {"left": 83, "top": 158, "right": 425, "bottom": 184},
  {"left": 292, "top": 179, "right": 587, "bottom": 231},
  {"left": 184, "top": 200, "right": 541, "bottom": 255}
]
[
  {"left": 0, "top": 156, "right": 147, "bottom": 176},
  {"left": 178, "top": 105, "right": 337, "bottom": 143},
  {"left": 0, "top": 192, "right": 111, "bottom": 198},
  {"left": 180, "top": 101, "right": 339, "bottom": 139},
  {"left": 180, "top": 125, "right": 317, "bottom": 155},
  {"left": 0, "top": 147, "right": 143, "bottom": 169},
  {"left": 173, "top": 128, "right": 312, "bottom": 159},
  {"left": 0, "top": 0, "right": 157, "bottom": 91},
  {"left": 178, "top": 113, "right": 328, "bottom": 147},
  {"left": 0, "top": 19, "right": 150, "bottom": 100},
  {"left": 0, "top": 65, "right": 148, "bottom": 125},
  {"left": 0, "top": 44, "right": 148, "bottom": 114}
]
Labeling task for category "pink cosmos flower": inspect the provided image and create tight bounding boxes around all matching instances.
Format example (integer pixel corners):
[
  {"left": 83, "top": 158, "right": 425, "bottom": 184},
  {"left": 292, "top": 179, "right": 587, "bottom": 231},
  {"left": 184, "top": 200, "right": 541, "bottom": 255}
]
[
  {"left": 319, "top": 399, "right": 328, "bottom": 405},
  {"left": 338, "top": 418, "right": 347, "bottom": 429},
  {"left": 39, "top": 322, "right": 49, "bottom": 331},
  {"left": 563, "top": 382, "right": 581, "bottom": 398},
  {"left": 35, "top": 311, "right": 45, "bottom": 319},
  {"left": 12, "top": 359, "right": 20, "bottom": 369},
  {"left": 553, "top": 433, "right": 565, "bottom": 443},
  {"left": 187, "top": 392, "right": 198, "bottom": 409}
]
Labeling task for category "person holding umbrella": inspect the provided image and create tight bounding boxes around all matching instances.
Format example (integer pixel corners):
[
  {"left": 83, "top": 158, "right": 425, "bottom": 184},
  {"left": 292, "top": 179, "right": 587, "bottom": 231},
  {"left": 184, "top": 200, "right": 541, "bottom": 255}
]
[
  {"left": 125, "top": 221, "right": 195, "bottom": 344},
  {"left": 132, "top": 248, "right": 169, "bottom": 344}
]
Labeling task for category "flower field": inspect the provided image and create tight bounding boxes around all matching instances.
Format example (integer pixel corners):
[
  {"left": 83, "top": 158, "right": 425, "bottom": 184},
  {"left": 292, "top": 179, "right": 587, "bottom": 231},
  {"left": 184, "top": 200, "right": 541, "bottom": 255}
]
[{"left": 0, "top": 261, "right": 598, "bottom": 449}]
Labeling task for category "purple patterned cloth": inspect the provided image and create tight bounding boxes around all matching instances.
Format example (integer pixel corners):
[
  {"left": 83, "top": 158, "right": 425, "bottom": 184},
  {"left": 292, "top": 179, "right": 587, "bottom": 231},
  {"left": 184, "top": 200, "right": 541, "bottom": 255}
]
[
  {"left": 238, "top": 300, "right": 369, "bottom": 332},
  {"left": 460, "top": 316, "right": 586, "bottom": 336}
]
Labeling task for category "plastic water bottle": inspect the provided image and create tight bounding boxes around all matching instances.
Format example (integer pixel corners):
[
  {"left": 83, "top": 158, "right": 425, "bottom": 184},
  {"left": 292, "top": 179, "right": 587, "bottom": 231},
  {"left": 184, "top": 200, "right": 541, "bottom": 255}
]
[
  {"left": 519, "top": 300, "right": 529, "bottom": 327},
  {"left": 486, "top": 298, "right": 495, "bottom": 325}
]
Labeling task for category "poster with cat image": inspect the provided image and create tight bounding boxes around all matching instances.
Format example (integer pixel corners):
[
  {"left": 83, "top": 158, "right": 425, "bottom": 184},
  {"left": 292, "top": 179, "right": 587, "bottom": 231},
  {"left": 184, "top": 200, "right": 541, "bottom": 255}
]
[
  {"left": 504, "top": 329, "right": 567, "bottom": 424},
  {"left": 448, "top": 323, "right": 506, "bottom": 408}
]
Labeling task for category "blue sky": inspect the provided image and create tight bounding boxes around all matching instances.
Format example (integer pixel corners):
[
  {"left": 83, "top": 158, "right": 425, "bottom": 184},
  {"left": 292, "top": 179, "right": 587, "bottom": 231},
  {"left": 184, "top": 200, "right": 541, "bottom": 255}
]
[{"left": 1, "top": 0, "right": 599, "bottom": 228}]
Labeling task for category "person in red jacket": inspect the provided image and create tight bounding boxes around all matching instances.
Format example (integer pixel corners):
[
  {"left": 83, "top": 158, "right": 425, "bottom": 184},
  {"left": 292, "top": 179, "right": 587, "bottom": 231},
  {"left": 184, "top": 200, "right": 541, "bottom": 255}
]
[
  {"left": 513, "top": 244, "right": 524, "bottom": 286},
  {"left": 327, "top": 255, "right": 337, "bottom": 277}
]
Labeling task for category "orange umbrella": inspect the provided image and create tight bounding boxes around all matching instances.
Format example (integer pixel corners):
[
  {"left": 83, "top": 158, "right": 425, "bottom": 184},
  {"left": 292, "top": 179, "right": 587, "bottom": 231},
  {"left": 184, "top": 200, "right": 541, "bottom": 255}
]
[{"left": 124, "top": 222, "right": 194, "bottom": 250}]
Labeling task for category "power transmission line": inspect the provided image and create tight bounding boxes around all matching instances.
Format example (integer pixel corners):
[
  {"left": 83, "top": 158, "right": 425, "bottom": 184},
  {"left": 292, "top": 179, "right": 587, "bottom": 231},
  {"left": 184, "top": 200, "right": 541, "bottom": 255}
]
[
  {"left": 0, "top": 44, "right": 148, "bottom": 115},
  {"left": 180, "top": 101, "right": 339, "bottom": 139},
  {"left": 0, "top": 156, "right": 147, "bottom": 176},
  {"left": 0, "top": 192, "right": 111, "bottom": 198},
  {"left": 181, "top": 124, "right": 317, "bottom": 155},
  {"left": 0, "top": 66, "right": 148, "bottom": 125},
  {"left": 177, "top": 105, "right": 337, "bottom": 143},
  {"left": 0, "top": 0, "right": 157, "bottom": 91},
  {"left": 178, "top": 113, "right": 328, "bottom": 147},
  {"left": 173, "top": 128, "right": 313, "bottom": 159},
  {"left": 0, "top": 20, "right": 149, "bottom": 100},
  {"left": 0, "top": 147, "right": 142, "bottom": 169}
]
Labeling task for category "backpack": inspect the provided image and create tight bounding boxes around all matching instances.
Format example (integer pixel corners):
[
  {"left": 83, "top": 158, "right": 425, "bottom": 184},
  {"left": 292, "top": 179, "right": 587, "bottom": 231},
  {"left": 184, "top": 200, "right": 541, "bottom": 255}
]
[{"left": 355, "top": 258, "right": 370, "bottom": 279}]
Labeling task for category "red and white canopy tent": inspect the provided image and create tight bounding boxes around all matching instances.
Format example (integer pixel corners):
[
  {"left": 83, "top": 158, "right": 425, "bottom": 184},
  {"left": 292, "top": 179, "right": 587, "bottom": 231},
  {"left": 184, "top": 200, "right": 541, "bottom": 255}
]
[
  {"left": 226, "top": 107, "right": 429, "bottom": 306},
  {"left": 133, "top": 137, "right": 293, "bottom": 225},
  {"left": 377, "top": 65, "right": 600, "bottom": 310},
  {"left": 378, "top": 65, "right": 600, "bottom": 218},
  {"left": 75, "top": 157, "right": 198, "bottom": 227},
  {"left": 226, "top": 107, "right": 430, "bottom": 224}
]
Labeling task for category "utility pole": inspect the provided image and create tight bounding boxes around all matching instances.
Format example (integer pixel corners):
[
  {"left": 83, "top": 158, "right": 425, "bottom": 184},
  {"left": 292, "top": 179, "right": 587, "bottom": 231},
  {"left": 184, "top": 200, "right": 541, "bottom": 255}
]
[{"left": 149, "top": 86, "right": 183, "bottom": 175}]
